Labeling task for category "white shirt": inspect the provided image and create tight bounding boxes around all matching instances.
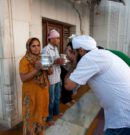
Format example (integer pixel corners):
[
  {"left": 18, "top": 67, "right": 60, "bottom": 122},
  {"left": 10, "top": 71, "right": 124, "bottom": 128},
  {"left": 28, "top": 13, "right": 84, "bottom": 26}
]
[
  {"left": 70, "top": 49, "right": 130, "bottom": 130},
  {"left": 43, "top": 43, "right": 61, "bottom": 85}
]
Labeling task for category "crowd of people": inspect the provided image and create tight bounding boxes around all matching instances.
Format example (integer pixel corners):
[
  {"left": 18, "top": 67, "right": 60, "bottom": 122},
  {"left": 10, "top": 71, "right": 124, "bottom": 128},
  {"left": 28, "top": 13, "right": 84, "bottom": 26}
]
[{"left": 19, "top": 30, "right": 130, "bottom": 135}]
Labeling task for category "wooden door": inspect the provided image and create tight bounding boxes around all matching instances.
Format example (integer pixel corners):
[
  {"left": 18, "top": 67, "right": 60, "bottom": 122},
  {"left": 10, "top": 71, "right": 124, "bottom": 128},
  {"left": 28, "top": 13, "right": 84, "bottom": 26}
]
[
  {"left": 47, "top": 22, "right": 63, "bottom": 52},
  {"left": 42, "top": 19, "right": 71, "bottom": 53}
]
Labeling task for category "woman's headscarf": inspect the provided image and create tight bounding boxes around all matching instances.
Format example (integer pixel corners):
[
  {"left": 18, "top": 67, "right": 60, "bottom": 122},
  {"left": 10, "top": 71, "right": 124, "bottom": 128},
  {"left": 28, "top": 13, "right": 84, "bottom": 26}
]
[
  {"left": 25, "top": 37, "right": 41, "bottom": 64},
  {"left": 25, "top": 37, "right": 48, "bottom": 87}
]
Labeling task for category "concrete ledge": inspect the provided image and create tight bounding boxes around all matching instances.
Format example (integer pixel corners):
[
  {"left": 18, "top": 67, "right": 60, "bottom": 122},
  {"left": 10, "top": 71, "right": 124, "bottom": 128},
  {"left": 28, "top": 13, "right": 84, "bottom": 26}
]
[{"left": 45, "top": 90, "right": 101, "bottom": 135}]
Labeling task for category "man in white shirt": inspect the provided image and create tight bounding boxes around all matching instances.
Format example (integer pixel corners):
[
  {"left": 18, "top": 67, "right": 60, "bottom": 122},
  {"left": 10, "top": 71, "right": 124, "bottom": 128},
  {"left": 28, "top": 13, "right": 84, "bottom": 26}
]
[
  {"left": 44, "top": 29, "right": 64, "bottom": 126},
  {"left": 64, "top": 35, "right": 130, "bottom": 135}
]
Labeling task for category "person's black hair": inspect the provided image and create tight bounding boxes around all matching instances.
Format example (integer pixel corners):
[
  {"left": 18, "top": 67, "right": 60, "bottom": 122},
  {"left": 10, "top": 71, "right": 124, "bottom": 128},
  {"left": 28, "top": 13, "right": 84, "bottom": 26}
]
[
  {"left": 97, "top": 46, "right": 104, "bottom": 49},
  {"left": 67, "top": 41, "right": 73, "bottom": 50},
  {"left": 67, "top": 41, "right": 81, "bottom": 62}
]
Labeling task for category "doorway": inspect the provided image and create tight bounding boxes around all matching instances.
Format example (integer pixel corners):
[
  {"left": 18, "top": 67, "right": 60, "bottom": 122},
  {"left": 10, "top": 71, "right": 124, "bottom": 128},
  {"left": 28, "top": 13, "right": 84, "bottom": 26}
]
[{"left": 42, "top": 18, "right": 75, "bottom": 53}]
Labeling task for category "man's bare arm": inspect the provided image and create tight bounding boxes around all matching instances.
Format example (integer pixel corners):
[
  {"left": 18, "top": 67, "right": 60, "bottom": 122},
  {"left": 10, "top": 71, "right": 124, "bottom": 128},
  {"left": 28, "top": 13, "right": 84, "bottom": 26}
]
[{"left": 64, "top": 77, "right": 78, "bottom": 90}]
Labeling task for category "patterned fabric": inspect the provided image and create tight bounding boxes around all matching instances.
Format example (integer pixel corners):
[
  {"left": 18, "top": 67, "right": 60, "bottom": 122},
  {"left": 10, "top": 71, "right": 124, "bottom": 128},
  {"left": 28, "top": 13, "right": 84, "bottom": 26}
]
[
  {"left": 43, "top": 44, "right": 61, "bottom": 85},
  {"left": 19, "top": 57, "right": 49, "bottom": 135},
  {"left": 23, "top": 95, "right": 47, "bottom": 135},
  {"left": 25, "top": 39, "right": 48, "bottom": 88},
  {"left": 19, "top": 38, "right": 49, "bottom": 135}
]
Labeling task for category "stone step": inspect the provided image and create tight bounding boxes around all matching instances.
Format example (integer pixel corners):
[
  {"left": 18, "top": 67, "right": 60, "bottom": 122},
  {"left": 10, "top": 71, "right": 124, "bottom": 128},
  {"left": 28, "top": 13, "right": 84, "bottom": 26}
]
[{"left": 45, "top": 90, "right": 101, "bottom": 135}]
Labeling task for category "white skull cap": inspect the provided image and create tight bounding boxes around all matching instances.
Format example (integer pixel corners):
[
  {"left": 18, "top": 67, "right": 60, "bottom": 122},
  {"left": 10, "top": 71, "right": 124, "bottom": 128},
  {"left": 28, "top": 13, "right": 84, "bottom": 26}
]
[{"left": 72, "top": 35, "right": 97, "bottom": 50}]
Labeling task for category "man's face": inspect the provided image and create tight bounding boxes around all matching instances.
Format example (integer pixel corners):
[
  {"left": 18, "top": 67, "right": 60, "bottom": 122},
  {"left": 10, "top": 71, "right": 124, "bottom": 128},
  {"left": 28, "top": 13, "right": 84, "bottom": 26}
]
[
  {"left": 76, "top": 48, "right": 86, "bottom": 57},
  {"left": 73, "top": 48, "right": 87, "bottom": 63},
  {"left": 50, "top": 37, "right": 60, "bottom": 46},
  {"left": 66, "top": 46, "right": 76, "bottom": 62}
]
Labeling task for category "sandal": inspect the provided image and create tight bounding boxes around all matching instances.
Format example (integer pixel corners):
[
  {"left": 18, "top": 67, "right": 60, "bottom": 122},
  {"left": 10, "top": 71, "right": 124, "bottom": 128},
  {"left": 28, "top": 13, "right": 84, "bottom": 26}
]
[
  {"left": 47, "top": 121, "right": 55, "bottom": 126},
  {"left": 56, "top": 113, "right": 63, "bottom": 118}
]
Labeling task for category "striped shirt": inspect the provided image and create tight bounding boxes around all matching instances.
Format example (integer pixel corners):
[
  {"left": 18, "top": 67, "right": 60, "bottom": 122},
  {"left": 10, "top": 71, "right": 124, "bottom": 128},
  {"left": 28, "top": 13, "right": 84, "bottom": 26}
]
[{"left": 43, "top": 44, "right": 61, "bottom": 85}]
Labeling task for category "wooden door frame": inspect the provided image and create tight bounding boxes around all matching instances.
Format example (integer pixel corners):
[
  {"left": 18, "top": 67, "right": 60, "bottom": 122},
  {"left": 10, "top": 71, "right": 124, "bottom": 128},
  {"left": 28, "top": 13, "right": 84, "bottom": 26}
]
[
  {"left": 46, "top": 22, "right": 63, "bottom": 52},
  {"left": 42, "top": 18, "right": 73, "bottom": 53}
]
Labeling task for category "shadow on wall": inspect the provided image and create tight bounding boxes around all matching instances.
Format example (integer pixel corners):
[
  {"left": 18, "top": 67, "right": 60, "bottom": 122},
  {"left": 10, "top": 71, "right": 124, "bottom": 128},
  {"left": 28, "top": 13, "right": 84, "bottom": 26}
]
[{"left": 128, "top": 45, "right": 130, "bottom": 57}]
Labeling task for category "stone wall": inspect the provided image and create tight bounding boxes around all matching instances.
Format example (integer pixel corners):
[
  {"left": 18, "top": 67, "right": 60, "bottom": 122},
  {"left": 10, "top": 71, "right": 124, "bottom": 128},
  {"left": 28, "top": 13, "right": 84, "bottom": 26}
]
[
  {"left": 0, "top": 0, "right": 90, "bottom": 128},
  {"left": 93, "top": 0, "right": 130, "bottom": 56}
]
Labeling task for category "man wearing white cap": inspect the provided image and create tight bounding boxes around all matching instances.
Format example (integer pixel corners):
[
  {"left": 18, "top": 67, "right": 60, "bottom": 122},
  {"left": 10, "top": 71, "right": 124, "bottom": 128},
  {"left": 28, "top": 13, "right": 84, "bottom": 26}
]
[
  {"left": 43, "top": 29, "right": 64, "bottom": 126},
  {"left": 65, "top": 35, "right": 130, "bottom": 135}
]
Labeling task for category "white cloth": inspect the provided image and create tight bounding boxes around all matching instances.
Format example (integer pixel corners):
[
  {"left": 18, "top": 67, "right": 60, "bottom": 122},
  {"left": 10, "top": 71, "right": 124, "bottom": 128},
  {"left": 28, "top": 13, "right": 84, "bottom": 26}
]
[
  {"left": 72, "top": 35, "right": 97, "bottom": 50},
  {"left": 43, "top": 44, "right": 61, "bottom": 85},
  {"left": 70, "top": 49, "right": 130, "bottom": 130}
]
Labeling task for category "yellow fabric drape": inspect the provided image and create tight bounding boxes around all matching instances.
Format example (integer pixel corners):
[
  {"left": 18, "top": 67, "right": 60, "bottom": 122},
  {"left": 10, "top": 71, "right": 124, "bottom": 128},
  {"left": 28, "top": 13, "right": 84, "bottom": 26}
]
[{"left": 19, "top": 57, "right": 49, "bottom": 135}]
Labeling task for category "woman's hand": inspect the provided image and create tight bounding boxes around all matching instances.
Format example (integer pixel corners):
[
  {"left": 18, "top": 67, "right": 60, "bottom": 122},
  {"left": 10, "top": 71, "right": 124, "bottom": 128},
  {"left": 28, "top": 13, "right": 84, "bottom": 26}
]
[{"left": 35, "top": 61, "right": 43, "bottom": 70}]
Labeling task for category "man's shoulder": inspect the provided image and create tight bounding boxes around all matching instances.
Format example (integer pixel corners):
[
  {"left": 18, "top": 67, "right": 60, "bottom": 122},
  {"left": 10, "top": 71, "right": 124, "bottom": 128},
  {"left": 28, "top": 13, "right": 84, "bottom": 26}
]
[
  {"left": 46, "top": 44, "right": 55, "bottom": 49},
  {"left": 43, "top": 44, "right": 51, "bottom": 50},
  {"left": 84, "top": 49, "right": 112, "bottom": 63},
  {"left": 44, "top": 44, "right": 49, "bottom": 48}
]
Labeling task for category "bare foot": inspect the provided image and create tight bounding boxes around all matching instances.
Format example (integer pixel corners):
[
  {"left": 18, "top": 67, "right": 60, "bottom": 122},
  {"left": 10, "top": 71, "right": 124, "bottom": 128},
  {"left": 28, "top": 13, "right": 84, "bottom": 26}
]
[
  {"left": 71, "top": 99, "right": 76, "bottom": 104},
  {"left": 65, "top": 102, "right": 72, "bottom": 107}
]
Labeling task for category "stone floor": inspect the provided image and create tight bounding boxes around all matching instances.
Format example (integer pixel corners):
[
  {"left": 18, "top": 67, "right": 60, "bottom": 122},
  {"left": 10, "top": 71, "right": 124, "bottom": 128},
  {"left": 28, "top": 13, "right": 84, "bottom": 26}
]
[
  {"left": 0, "top": 86, "right": 104, "bottom": 135},
  {"left": 0, "top": 124, "right": 23, "bottom": 135},
  {"left": 0, "top": 110, "right": 104, "bottom": 135},
  {"left": 45, "top": 90, "right": 100, "bottom": 135},
  {"left": 87, "top": 108, "right": 104, "bottom": 135}
]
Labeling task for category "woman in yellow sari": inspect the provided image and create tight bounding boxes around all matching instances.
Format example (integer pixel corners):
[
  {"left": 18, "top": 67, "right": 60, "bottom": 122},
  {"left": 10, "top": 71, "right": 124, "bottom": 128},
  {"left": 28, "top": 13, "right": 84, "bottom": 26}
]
[{"left": 19, "top": 37, "right": 52, "bottom": 135}]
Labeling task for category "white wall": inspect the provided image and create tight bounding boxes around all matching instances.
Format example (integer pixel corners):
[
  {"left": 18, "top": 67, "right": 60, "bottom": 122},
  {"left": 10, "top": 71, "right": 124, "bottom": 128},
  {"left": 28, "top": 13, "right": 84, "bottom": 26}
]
[
  {"left": 0, "top": 0, "right": 4, "bottom": 120},
  {"left": 93, "top": 0, "right": 130, "bottom": 56},
  {"left": 40, "top": 0, "right": 90, "bottom": 35},
  {"left": 0, "top": 0, "right": 90, "bottom": 128}
]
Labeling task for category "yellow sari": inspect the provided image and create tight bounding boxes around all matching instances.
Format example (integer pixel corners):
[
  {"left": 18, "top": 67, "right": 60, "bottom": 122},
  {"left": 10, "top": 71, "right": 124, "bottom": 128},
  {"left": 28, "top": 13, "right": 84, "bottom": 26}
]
[
  {"left": 19, "top": 37, "right": 49, "bottom": 135},
  {"left": 19, "top": 56, "right": 49, "bottom": 135}
]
